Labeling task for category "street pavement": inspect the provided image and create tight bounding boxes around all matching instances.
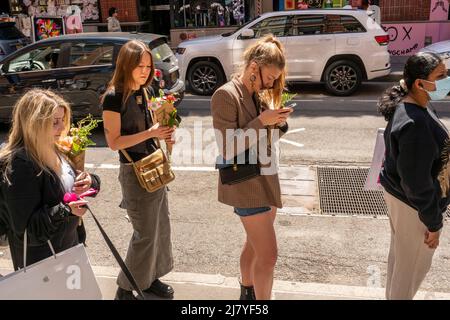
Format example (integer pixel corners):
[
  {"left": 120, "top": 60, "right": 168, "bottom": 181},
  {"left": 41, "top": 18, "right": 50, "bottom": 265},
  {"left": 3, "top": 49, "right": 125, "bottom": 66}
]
[{"left": 2, "top": 76, "right": 450, "bottom": 300}]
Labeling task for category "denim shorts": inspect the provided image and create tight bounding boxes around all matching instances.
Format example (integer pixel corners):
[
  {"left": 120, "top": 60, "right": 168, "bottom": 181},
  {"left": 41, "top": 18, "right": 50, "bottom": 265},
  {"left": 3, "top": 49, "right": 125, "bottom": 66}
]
[{"left": 234, "top": 206, "right": 271, "bottom": 217}]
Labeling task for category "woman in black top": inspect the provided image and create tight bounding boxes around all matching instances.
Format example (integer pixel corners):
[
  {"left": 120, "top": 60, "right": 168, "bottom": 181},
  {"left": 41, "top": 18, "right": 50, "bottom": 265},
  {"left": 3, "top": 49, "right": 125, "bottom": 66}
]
[
  {"left": 378, "top": 52, "right": 450, "bottom": 300},
  {"left": 102, "top": 40, "right": 175, "bottom": 300},
  {"left": 0, "top": 89, "right": 100, "bottom": 270}
]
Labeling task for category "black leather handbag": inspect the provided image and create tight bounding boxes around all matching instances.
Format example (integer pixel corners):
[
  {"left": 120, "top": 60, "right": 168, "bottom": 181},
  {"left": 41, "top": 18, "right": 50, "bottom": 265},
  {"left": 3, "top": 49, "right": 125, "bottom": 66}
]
[
  {"left": 215, "top": 92, "right": 264, "bottom": 185},
  {"left": 216, "top": 148, "right": 260, "bottom": 185}
]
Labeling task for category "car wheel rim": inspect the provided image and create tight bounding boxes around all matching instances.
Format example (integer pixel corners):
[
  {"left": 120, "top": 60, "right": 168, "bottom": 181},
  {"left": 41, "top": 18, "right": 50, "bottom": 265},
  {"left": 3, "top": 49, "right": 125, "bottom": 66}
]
[
  {"left": 192, "top": 66, "right": 217, "bottom": 93},
  {"left": 329, "top": 65, "right": 358, "bottom": 93}
]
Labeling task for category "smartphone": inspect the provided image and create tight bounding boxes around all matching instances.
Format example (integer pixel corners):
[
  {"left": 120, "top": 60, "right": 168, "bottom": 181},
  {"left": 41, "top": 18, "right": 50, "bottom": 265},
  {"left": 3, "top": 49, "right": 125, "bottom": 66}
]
[
  {"left": 286, "top": 103, "right": 297, "bottom": 109},
  {"left": 79, "top": 188, "right": 98, "bottom": 198},
  {"left": 281, "top": 103, "right": 296, "bottom": 111}
]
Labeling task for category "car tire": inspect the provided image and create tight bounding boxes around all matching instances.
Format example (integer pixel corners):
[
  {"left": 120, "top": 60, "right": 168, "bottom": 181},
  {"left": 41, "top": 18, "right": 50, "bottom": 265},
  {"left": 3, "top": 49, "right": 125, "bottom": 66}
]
[
  {"left": 324, "top": 60, "right": 362, "bottom": 96},
  {"left": 187, "top": 61, "right": 224, "bottom": 96}
]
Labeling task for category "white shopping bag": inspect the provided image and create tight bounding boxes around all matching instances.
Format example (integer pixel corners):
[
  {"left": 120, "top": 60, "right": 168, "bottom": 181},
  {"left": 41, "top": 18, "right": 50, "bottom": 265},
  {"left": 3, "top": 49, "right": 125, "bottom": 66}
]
[
  {"left": 364, "top": 128, "right": 385, "bottom": 191},
  {"left": 0, "top": 242, "right": 102, "bottom": 300}
]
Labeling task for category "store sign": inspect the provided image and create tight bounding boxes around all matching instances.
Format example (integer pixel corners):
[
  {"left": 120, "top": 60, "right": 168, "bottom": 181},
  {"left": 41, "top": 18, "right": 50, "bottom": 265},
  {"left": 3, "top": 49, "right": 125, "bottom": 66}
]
[
  {"left": 32, "top": 16, "right": 65, "bottom": 42},
  {"left": 382, "top": 23, "right": 426, "bottom": 56}
]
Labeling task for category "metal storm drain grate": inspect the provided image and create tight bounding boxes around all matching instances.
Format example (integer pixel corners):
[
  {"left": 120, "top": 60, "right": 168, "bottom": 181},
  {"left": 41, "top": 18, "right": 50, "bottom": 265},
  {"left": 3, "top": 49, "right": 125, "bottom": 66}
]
[
  {"left": 317, "top": 166, "right": 387, "bottom": 217},
  {"left": 316, "top": 166, "right": 450, "bottom": 218}
]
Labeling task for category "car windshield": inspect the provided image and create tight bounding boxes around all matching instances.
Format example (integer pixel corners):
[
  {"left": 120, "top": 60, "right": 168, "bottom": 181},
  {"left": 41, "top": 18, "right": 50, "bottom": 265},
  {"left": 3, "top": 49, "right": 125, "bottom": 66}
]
[
  {"left": 221, "top": 16, "right": 260, "bottom": 37},
  {"left": 7, "top": 46, "right": 59, "bottom": 72},
  {"left": 149, "top": 39, "right": 173, "bottom": 62},
  {"left": 0, "top": 25, "right": 25, "bottom": 40}
]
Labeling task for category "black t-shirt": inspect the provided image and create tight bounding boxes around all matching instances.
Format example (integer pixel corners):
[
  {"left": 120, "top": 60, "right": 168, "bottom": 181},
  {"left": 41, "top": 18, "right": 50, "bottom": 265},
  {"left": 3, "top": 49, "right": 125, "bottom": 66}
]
[{"left": 102, "top": 87, "right": 158, "bottom": 163}]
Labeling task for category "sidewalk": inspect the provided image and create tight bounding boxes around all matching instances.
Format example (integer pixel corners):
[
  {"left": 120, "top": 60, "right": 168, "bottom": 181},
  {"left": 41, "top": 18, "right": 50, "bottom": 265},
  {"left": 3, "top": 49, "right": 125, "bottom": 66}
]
[
  {"left": 1, "top": 163, "right": 449, "bottom": 300},
  {"left": 2, "top": 260, "right": 450, "bottom": 300}
]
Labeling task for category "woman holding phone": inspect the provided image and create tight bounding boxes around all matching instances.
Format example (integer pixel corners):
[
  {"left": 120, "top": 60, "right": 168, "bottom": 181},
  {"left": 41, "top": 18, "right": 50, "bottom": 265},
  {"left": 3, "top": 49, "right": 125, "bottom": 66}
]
[
  {"left": 0, "top": 89, "right": 100, "bottom": 270},
  {"left": 211, "top": 35, "right": 293, "bottom": 300}
]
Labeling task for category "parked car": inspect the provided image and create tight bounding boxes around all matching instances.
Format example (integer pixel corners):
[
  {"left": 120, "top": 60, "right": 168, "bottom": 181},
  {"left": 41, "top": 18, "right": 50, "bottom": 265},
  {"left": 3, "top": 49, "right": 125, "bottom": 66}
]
[
  {"left": 175, "top": 9, "right": 391, "bottom": 96},
  {"left": 0, "top": 32, "right": 184, "bottom": 122},
  {"left": 0, "top": 22, "right": 31, "bottom": 61},
  {"left": 419, "top": 40, "right": 450, "bottom": 72}
]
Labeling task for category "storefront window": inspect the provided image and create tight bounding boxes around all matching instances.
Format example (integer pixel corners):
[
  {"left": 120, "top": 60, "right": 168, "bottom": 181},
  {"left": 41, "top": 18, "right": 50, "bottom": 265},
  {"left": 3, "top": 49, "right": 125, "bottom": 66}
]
[
  {"left": 10, "top": 0, "right": 100, "bottom": 22},
  {"left": 174, "top": 0, "right": 250, "bottom": 28}
]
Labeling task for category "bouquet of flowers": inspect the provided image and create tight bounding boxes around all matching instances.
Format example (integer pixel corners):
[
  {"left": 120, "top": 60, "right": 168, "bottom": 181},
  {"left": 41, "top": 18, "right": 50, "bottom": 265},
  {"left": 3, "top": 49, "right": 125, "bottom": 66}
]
[
  {"left": 281, "top": 91, "right": 297, "bottom": 108},
  {"left": 56, "top": 114, "right": 102, "bottom": 171},
  {"left": 148, "top": 89, "right": 181, "bottom": 155}
]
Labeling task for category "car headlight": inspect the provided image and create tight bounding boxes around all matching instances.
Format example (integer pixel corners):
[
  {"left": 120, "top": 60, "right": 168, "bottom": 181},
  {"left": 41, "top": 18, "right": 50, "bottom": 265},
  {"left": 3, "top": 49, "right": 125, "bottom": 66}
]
[{"left": 176, "top": 47, "right": 186, "bottom": 55}]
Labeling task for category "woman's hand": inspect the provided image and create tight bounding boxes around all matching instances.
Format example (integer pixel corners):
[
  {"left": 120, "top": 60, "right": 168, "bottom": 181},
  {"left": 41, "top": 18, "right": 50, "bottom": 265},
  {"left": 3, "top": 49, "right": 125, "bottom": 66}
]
[
  {"left": 424, "top": 230, "right": 441, "bottom": 249},
  {"left": 68, "top": 199, "right": 89, "bottom": 217},
  {"left": 164, "top": 125, "right": 177, "bottom": 145},
  {"left": 73, "top": 171, "right": 92, "bottom": 195},
  {"left": 148, "top": 123, "right": 175, "bottom": 140},
  {"left": 258, "top": 108, "right": 293, "bottom": 126}
]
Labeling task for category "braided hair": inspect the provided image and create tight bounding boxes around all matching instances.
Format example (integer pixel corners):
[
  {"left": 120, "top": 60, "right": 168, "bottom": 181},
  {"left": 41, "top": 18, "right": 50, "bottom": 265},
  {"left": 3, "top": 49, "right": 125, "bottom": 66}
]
[{"left": 377, "top": 52, "right": 443, "bottom": 121}]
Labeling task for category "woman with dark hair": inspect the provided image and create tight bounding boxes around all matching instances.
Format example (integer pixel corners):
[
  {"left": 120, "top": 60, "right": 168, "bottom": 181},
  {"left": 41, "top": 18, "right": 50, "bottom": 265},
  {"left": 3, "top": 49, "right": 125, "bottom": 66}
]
[
  {"left": 378, "top": 52, "right": 450, "bottom": 300},
  {"left": 102, "top": 40, "right": 175, "bottom": 300},
  {"left": 107, "top": 7, "right": 121, "bottom": 32}
]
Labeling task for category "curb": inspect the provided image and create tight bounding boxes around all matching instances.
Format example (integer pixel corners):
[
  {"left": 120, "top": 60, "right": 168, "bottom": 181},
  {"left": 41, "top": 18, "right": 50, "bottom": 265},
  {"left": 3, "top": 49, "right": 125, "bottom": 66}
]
[
  {"left": 2, "top": 260, "right": 450, "bottom": 300},
  {"left": 94, "top": 266, "right": 450, "bottom": 300}
]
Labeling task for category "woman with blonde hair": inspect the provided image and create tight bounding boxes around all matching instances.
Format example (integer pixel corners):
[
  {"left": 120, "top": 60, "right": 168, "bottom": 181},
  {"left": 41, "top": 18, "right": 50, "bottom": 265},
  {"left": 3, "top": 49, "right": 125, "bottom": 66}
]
[
  {"left": 0, "top": 89, "right": 99, "bottom": 270},
  {"left": 102, "top": 40, "right": 176, "bottom": 300},
  {"left": 211, "top": 34, "right": 293, "bottom": 300}
]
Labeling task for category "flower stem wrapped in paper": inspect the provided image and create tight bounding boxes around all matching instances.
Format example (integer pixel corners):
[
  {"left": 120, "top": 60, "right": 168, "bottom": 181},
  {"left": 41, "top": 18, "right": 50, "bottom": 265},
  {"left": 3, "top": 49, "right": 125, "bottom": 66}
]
[
  {"left": 56, "top": 114, "right": 102, "bottom": 171},
  {"left": 148, "top": 89, "right": 181, "bottom": 156}
]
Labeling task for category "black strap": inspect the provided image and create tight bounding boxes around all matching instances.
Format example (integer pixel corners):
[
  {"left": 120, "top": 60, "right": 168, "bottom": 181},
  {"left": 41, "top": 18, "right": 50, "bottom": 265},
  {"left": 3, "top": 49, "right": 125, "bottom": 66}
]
[{"left": 86, "top": 206, "right": 145, "bottom": 299}]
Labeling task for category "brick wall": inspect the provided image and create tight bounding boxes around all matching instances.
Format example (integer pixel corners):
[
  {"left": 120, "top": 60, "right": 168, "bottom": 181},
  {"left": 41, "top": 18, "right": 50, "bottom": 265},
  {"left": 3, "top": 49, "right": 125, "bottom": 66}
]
[
  {"left": 99, "top": 0, "right": 139, "bottom": 23},
  {"left": 380, "top": 0, "right": 431, "bottom": 22}
]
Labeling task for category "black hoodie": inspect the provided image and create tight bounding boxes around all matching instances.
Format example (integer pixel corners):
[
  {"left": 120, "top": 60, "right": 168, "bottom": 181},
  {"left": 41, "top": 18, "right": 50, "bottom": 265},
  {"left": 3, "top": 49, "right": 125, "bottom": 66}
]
[
  {"left": 0, "top": 149, "right": 100, "bottom": 270},
  {"left": 380, "top": 102, "right": 450, "bottom": 232}
]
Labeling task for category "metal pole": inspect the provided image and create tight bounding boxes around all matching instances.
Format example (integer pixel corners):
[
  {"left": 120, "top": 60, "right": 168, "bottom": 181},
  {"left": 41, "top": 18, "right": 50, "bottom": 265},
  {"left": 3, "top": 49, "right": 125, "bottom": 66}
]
[
  {"left": 183, "top": 0, "right": 186, "bottom": 27},
  {"left": 169, "top": 0, "right": 175, "bottom": 29}
]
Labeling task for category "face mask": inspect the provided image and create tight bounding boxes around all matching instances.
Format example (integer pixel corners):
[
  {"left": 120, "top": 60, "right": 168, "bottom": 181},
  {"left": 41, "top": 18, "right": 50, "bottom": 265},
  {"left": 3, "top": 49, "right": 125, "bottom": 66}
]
[{"left": 422, "top": 77, "right": 450, "bottom": 101}]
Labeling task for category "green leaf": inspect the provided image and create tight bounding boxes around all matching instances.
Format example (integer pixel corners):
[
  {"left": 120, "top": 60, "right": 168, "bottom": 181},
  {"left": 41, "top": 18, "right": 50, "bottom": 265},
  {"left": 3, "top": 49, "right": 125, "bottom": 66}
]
[
  {"left": 67, "top": 114, "right": 102, "bottom": 153},
  {"left": 281, "top": 92, "right": 297, "bottom": 107}
]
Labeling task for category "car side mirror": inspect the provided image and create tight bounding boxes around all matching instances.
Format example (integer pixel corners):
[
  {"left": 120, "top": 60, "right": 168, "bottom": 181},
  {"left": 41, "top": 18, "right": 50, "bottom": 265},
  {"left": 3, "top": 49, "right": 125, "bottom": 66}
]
[{"left": 240, "top": 29, "right": 255, "bottom": 39}]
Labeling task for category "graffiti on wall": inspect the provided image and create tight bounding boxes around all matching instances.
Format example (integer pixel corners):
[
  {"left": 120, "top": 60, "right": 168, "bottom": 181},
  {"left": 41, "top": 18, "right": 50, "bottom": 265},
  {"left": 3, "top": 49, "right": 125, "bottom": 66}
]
[
  {"left": 430, "top": 0, "right": 449, "bottom": 21},
  {"left": 382, "top": 24, "right": 426, "bottom": 56}
]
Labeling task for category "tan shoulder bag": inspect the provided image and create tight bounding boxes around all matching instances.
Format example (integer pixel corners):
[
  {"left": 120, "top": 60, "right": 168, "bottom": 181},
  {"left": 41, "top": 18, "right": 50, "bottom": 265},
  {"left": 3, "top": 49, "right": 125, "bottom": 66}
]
[{"left": 120, "top": 89, "right": 175, "bottom": 192}]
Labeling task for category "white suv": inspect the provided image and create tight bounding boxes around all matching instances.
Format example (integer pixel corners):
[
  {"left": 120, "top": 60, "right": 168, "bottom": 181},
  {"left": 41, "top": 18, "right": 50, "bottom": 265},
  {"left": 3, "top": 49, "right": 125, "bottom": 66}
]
[{"left": 175, "top": 9, "right": 391, "bottom": 96}]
